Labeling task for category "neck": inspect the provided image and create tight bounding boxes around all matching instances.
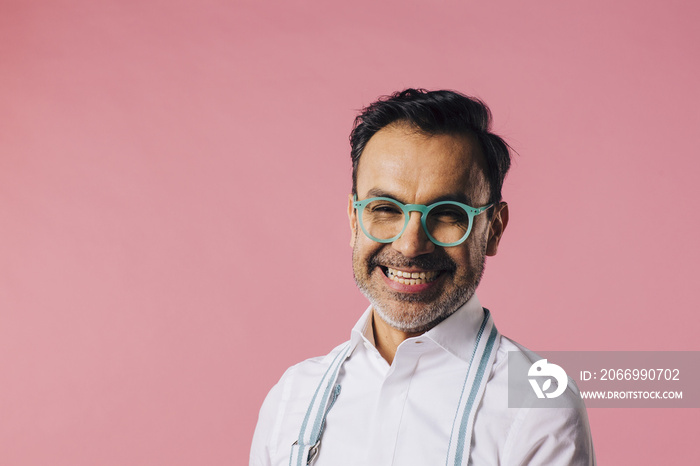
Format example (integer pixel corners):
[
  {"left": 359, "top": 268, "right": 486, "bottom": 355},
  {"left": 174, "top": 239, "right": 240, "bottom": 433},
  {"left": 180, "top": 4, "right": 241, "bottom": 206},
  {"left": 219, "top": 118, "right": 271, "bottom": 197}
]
[{"left": 371, "top": 310, "right": 424, "bottom": 365}]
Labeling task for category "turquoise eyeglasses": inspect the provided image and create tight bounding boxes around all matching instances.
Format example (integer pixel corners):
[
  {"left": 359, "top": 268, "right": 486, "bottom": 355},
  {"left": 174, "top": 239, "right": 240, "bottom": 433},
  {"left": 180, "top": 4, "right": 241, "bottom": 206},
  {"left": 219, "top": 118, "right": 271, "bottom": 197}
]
[{"left": 353, "top": 194, "right": 493, "bottom": 247}]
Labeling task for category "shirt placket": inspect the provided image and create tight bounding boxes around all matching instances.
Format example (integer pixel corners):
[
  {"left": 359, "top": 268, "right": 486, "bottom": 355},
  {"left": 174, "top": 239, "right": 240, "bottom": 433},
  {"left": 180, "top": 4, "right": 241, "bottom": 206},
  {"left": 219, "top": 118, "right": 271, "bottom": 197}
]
[{"left": 365, "top": 339, "right": 427, "bottom": 466}]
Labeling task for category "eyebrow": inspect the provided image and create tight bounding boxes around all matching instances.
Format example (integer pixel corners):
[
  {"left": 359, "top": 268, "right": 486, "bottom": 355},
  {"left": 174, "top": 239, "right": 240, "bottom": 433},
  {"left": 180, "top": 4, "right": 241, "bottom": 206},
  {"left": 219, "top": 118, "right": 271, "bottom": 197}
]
[{"left": 364, "top": 188, "right": 474, "bottom": 206}]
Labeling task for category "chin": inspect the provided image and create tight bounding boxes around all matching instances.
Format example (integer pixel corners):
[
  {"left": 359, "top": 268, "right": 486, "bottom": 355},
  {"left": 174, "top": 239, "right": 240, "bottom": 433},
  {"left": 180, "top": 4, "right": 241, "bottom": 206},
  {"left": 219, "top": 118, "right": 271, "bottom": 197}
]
[
  {"left": 367, "top": 286, "right": 476, "bottom": 333},
  {"left": 371, "top": 298, "right": 462, "bottom": 334}
]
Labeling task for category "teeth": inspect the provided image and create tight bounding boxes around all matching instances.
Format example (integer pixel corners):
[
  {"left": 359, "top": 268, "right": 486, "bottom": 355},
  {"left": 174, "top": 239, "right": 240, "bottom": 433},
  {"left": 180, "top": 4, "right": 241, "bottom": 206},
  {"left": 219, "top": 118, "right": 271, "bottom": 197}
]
[{"left": 386, "top": 267, "right": 439, "bottom": 285}]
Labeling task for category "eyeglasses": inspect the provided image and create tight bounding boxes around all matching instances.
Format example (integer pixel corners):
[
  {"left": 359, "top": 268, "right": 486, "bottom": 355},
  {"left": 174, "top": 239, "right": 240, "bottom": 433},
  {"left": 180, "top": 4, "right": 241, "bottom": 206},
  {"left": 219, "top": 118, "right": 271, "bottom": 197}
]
[{"left": 353, "top": 195, "right": 493, "bottom": 247}]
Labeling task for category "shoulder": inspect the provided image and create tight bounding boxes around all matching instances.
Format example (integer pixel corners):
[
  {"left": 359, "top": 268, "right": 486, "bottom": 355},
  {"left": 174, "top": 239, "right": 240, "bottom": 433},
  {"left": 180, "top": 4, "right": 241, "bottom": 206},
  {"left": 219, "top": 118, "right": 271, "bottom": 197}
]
[
  {"left": 259, "top": 340, "right": 352, "bottom": 415},
  {"left": 494, "top": 336, "right": 586, "bottom": 408},
  {"left": 250, "top": 341, "right": 352, "bottom": 465},
  {"left": 478, "top": 335, "right": 596, "bottom": 465},
  {"left": 276, "top": 340, "right": 352, "bottom": 388}
]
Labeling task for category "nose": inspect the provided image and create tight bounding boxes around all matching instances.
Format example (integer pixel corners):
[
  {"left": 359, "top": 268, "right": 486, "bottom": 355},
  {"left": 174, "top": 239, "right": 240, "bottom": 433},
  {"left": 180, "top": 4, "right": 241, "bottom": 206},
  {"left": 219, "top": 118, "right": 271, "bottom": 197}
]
[{"left": 391, "top": 212, "right": 435, "bottom": 258}]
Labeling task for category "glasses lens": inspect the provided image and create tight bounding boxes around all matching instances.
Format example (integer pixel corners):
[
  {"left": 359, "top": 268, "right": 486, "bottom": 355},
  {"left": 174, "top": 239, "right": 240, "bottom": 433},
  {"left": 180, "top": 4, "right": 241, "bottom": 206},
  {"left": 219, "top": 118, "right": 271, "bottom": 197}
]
[
  {"left": 426, "top": 204, "right": 471, "bottom": 244},
  {"left": 361, "top": 199, "right": 405, "bottom": 241}
]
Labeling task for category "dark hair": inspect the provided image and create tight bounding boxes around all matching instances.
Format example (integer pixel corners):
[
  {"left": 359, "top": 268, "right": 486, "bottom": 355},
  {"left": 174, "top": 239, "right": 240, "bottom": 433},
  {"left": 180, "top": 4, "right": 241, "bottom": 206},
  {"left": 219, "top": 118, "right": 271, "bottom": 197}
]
[{"left": 350, "top": 88, "right": 511, "bottom": 203}]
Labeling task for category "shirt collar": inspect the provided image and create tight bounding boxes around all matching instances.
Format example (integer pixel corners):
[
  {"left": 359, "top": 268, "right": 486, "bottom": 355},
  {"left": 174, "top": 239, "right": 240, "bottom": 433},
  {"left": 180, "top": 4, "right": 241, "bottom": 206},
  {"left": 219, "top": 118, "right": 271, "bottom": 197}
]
[
  {"left": 350, "top": 305, "right": 375, "bottom": 349},
  {"left": 423, "top": 294, "right": 486, "bottom": 362},
  {"left": 349, "top": 294, "right": 488, "bottom": 363}
]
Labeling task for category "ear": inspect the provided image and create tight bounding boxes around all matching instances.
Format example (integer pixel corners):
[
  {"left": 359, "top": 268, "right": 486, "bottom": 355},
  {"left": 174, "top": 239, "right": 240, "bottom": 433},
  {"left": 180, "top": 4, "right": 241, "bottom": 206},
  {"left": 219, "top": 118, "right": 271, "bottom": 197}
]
[
  {"left": 348, "top": 193, "right": 358, "bottom": 247},
  {"left": 485, "top": 202, "right": 509, "bottom": 256}
]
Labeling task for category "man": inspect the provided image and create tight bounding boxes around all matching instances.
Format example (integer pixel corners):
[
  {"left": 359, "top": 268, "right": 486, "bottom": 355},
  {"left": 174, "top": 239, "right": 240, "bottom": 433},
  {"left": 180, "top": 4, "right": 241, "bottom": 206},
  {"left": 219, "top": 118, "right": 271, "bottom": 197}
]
[{"left": 250, "top": 89, "right": 595, "bottom": 465}]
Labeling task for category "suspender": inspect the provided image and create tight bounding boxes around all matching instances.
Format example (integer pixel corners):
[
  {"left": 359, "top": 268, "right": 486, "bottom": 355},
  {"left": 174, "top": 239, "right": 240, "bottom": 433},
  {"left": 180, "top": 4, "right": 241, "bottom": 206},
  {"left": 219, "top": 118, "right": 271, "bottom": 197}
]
[
  {"left": 289, "top": 343, "right": 353, "bottom": 466},
  {"left": 290, "top": 310, "right": 500, "bottom": 466},
  {"left": 445, "top": 309, "right": 499, "bottom": 465}
]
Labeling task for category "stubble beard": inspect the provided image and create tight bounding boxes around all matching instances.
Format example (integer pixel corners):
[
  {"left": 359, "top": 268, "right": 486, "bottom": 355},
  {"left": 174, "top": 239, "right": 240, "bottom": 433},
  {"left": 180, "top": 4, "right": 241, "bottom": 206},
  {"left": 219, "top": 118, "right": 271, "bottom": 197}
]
[{"left": 352, "top": 238, "right": 487, "bottom": 334}]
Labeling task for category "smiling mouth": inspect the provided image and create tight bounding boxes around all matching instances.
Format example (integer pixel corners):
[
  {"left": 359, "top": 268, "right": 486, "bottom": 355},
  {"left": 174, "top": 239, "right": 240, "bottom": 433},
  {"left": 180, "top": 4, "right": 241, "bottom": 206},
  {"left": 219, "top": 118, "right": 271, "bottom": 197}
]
[{"left": 381, "top": 266, "right": 441, "bottom": 285}]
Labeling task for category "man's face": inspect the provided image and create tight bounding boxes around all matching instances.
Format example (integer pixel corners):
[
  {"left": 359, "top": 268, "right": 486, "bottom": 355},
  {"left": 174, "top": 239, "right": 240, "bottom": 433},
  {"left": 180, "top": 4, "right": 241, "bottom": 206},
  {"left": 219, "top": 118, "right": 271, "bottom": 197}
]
[{"left": 348, "top": 123, "right": 507, "bottom": 334}]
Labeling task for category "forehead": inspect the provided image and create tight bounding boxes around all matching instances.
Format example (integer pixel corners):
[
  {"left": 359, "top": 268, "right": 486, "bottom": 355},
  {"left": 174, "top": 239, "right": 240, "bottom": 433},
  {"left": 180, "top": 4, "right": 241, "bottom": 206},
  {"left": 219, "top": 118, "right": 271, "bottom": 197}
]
[{"left": 356, "top": 124, "right": 489, "bottom": 204}]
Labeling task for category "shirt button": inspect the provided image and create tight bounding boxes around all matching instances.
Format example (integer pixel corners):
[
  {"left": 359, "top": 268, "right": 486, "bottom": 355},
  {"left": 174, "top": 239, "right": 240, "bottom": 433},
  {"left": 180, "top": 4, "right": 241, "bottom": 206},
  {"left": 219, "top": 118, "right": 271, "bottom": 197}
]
[{"left": 414, "top": 340, "right": 423, "bottom": 344}]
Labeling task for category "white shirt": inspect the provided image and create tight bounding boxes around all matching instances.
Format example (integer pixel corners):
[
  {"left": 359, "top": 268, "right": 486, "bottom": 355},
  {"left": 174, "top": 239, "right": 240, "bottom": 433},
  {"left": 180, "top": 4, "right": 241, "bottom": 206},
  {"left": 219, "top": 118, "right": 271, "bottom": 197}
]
[{"left": 250, "top": 296, "right": 595, "bottom": 465}]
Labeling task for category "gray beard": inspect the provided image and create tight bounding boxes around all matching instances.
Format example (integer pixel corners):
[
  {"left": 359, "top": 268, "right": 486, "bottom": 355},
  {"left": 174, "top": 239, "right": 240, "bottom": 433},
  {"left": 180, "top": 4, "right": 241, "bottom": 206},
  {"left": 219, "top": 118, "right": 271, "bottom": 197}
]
[
  {"left": 368, "top": 280, "right": 480, "bottom": 333},
  {"left": 352, "top": 239, "right": 487, "bottom": 334},
  {"left": 364, "top": 266, "right": 484, "bottom": 333}
]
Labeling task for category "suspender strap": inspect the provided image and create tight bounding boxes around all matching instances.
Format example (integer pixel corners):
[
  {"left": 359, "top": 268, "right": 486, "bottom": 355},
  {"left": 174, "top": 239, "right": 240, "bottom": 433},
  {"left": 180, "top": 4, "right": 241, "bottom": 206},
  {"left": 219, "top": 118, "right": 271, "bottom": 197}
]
[
  {"left": 289, "top": 343, "right": 352, "bottom": 466},
  {"left": 445, "top": 308, "right": 500, "bottom": 466}
]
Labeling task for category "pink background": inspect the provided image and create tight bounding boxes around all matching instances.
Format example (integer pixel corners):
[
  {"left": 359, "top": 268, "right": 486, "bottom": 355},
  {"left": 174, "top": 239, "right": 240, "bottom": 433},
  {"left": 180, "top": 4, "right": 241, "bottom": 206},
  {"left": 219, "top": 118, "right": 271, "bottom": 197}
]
[{"left": 1, "top": 1, "right": 698, "bottom": 464}]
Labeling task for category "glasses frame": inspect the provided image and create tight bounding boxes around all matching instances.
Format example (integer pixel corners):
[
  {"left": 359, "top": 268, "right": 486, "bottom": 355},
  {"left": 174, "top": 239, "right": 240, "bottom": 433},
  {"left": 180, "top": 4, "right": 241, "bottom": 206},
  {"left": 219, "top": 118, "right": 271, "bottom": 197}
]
[{"left": 353, "top": 194, "right": 493, "bottom": 247}]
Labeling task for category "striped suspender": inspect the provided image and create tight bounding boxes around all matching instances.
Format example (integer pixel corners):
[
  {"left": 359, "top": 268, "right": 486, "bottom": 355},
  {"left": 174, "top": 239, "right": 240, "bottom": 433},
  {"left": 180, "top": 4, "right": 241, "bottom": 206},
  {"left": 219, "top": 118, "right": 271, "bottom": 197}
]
[
  {"left": 289, "top": 310, "right": 500, "bottom": 466},
  {"left": 289, "top": 343, "right": 352, "bottom": 466},
  {"left": 445, "top": 309, "right": 500, "bottom": 466}
]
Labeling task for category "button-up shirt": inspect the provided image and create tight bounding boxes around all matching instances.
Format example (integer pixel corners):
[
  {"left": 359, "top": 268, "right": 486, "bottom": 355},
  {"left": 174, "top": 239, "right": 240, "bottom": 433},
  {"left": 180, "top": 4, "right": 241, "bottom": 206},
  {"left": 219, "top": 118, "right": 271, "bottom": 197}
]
[{"left": 250, "top": 296, "right": 595, "bottom": 465}]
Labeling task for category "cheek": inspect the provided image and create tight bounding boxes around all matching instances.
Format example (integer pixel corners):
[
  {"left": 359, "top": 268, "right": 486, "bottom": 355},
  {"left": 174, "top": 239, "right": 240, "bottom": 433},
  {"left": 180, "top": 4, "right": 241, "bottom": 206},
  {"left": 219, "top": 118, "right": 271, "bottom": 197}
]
[
  {"left": 449, "top": 237, "right": 487, "bottom": 271},
  {"left": 353, "top": 236, "right": 385, "bottom": 270},
  {"left": 352, "top": 235, "right": 372, "bottom": 262},
  {"left": 447, "top": 250, "right": 473, "bottom": 272},
  {"left": 468, "top": 221, "right": 491, "bottom": 249}
]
